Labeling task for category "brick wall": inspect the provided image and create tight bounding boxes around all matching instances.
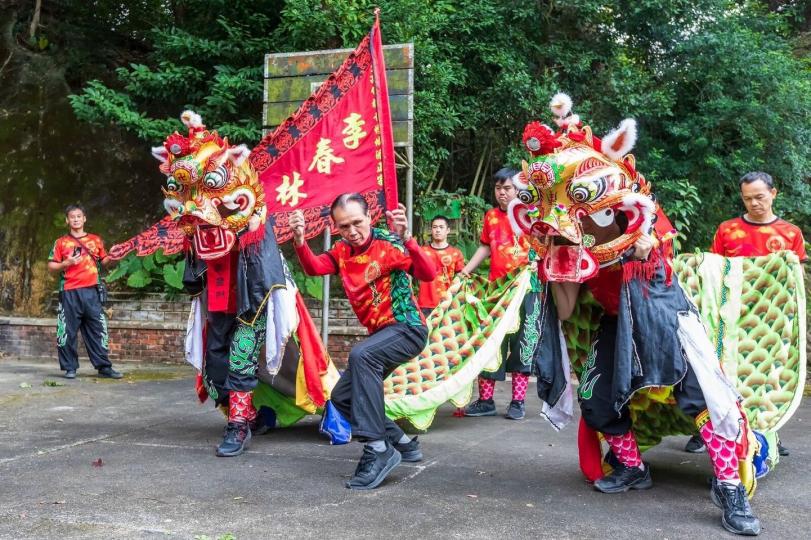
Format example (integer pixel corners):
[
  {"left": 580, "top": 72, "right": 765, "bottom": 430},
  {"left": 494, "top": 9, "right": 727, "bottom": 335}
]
[{"left": 0, "top": 293, "right": 366, "bottom": 368}]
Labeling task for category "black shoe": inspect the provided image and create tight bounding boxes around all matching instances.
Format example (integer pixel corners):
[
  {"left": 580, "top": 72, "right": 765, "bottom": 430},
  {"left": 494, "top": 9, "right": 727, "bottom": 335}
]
[
  {"left": 710, "top": 478, "right": 761, "bottom": 536},
  {"left": 64, "top": 370, "right": 77, "bottom": 379},
  {"left": 594, "top": 462, "right": 653, "bottom": 493},
  {"left": 97, "top": 367, "right": 123, "bottom": 379},
  {"left": 394, "top": 436, "right": 422, "bottom": 462},
  {"left": 464, "top": 399, "right": 496, "bottom": 417},
  {"left": 346, "top": 443, "right": 402, "bottom": 490},
  {"left": 777, "top": 441, "right": 789, "bottom": 457},
  {"left": 505, "top": 400, "right": 525, "bottom": 420},
  {"left": 216, "top": 422, "right": 251, "bottom": 457},
  {"left": 684, "top": 434, "right": 706, "bottom": 453}
]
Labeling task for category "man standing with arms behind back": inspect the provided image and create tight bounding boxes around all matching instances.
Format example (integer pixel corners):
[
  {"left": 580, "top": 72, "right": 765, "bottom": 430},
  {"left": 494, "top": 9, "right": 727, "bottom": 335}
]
[
  {"left": 48, "top": 204, "right": 122, "bottom": 380},
  {"left": 683, "top": 171, "right": 807, "bottom": 456},
  {"left": 416, "top": 215, "right": 466, "bottom": 316}
]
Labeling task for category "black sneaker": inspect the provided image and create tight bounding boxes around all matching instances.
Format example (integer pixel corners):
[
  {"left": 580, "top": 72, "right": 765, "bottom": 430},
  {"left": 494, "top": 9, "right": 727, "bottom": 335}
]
[
  {"left": 505, "top": 400, "right": 525, "bottom": 420},
  {"left": 777, "top": 441, "right": 789, "bottom": 457},
  {"left": 346, "top": 443, "right": 402, "bottom": 490},
  {"left": 97, "top": 367, "right": 123, "bottom": 379},
  {"left": 710, "top": 478, "right": 761, "bottom": 536},
  {"left": 464, "top": 399, "right": 496, "bottom": 417},
  {"left": 684, "top": 434, "right": 706, "bottom": 453},
  {"left": 216, "top": 422, "right": 251, "bottom": 457},
  {"left": 594, "top": 462, "right": 653, "bottom": 493},
  {"left": 393, "top": 436, "right": 422, "bottom": 462},
  {"left": 64, "top": 370, "right": 77, "bottom": 379}
]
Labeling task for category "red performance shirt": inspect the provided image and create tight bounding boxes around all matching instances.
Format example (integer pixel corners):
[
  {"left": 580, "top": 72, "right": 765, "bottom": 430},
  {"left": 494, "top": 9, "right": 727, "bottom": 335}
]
[
  {"left": 584, "top": 263, "right": 623, "bottom": 316},
  {"left": 49, "top": 233, "right": 107, "bottom": 291},
  {"left": 416, "top": 244, "right": 465, "bottom": 309},
  {"left": 295, "top": 229, "right": 437, "bottom": 334},
  {"left": 711, "top": 216, "right": 807, "bottom": 261},
  {"left": 480, "top": 207, "right": 530, "bottom": 280}
]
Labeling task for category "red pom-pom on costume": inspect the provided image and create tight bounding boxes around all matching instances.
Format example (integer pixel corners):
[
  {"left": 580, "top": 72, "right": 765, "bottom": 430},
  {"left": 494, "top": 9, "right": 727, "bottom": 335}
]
[{"left": 522, "top": 121, "right": 561, "bottom": 156}]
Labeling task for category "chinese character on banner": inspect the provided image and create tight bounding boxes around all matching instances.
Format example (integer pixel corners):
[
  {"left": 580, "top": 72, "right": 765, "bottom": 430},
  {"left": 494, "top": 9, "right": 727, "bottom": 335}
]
[
  {"left": 250, "top": 12, "right": 399, "bottom": 244},
  {"left": 276, "top": 172, "right": 307, "bottom": 207},
  {"left": 342, "top": 113, "right": 368, "bottom": 149},
  {"left": 308, "top": 138, "right": 345, "bottom": 174}
]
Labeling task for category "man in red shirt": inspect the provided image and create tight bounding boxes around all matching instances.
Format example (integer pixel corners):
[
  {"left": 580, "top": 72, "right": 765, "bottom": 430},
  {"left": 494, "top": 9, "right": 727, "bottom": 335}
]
[
  {"left": 685, "top": 171, "right": 807, "bottom": 456},
  {"left": 417, "top": 215, "right": 466, "bottom": 316},
  {"left": 290, "top": 193, "right": 436, "bottom": 490},
  {"left": 48, "top": 205, "right": 122, "bottom": 379},
  {"left": 460, "top": 168, "right": 533, "bottom": 420}
]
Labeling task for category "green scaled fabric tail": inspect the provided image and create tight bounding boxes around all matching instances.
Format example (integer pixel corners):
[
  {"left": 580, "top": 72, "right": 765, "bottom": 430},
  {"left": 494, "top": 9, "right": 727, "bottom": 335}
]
[
  {"left": 673, "top": 252, "right": 806, "bottom": 466},
  {"left": 384, "top": 268, "right": 532, "bottom": 430}
]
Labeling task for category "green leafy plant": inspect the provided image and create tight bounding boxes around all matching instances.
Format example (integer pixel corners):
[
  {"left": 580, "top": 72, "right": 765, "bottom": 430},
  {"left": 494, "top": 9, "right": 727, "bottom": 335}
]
[{"left": 106, "top": 250, "right": 186, "bottom": 295}]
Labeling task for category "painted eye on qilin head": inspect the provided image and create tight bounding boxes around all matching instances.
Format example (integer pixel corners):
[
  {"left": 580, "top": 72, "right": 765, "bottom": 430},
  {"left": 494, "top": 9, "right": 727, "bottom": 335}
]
[
  {"left": 203, "top": 166, "right": 228, "bottom": 189},
  {"left": 569, "top": 176, "right": 608, "bottom": 203},
  {"left": 166, "top": 177, "right": 184, "bottom": 193}
]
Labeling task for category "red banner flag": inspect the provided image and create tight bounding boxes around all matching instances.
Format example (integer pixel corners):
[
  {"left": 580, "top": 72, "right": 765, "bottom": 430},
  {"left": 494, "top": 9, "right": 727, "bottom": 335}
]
[{"left": 250, "top": 13, "right": 399, "bottom": 244}]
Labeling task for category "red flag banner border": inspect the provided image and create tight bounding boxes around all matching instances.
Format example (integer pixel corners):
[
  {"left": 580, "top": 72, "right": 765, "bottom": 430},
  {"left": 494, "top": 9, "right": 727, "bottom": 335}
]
[{"left": 251, "top": 17, "right": 399, "bottom": 244}]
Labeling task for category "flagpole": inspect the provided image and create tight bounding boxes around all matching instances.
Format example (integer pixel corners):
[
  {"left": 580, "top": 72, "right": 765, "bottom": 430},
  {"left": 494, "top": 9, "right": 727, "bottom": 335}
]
[{"left": 321, "top": 229, "right": 331, "bottom": 345}]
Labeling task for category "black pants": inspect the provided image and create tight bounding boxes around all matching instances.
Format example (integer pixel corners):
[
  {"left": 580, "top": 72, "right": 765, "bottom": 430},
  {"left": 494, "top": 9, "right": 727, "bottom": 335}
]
[
  {"left": 202, "top": 311, "right": 266, "bottom": 405},
  {"left": 481, "top": 292, "right": 535, "bottom": 381},
  {"left": 578, "top": 317, "right": 707, "bottom": 435},
  {"left": 331, "top": 322, "right": 428, "bottom": 441},
  {"left": 56, "top": 286, "right": 112, "bottom": 372}
]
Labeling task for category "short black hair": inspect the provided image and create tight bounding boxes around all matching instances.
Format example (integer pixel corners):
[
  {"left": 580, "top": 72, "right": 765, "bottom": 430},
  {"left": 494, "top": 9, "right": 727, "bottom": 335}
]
[
  {"left": 739, "top": 171, "right": 774, "bottom": 189},
  {"left": 494, "top": 167, "right": 518, "bottom": 185},
  {"left": 65, "top": 204, "right": 86, "bottom": 216},
  {"left": 431, "top": 215, "right": 450, "bottom": 227},
  {"left": 330, "top": 192, "right": 368, "bottom": 218}
]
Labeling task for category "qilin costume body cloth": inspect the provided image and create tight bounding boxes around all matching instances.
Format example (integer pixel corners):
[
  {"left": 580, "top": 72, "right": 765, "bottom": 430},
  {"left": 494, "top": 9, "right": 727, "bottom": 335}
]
[{"left": 506, "top": 94, "right": 775, "bottom": 535}]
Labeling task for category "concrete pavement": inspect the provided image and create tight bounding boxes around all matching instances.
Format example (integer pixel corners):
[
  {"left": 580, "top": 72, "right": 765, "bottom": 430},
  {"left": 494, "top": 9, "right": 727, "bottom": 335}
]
[{"left": 0, "top": 358, "right": 808, "bottom": 539}]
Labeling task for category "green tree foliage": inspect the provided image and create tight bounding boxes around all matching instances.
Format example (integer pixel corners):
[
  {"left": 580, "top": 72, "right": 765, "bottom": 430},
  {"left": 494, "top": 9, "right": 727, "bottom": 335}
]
[{"left": 64, "top": 0, "right": 809, "bottom": 249}]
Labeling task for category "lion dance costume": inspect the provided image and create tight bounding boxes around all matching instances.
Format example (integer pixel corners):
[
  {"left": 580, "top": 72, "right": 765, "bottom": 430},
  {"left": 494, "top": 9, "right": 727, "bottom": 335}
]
[
  {"left": 508, "top": 94, "right": 768, "bottom": 536},
  {"left": 111, "top": 111, "right": 341, "bottom": 456}
]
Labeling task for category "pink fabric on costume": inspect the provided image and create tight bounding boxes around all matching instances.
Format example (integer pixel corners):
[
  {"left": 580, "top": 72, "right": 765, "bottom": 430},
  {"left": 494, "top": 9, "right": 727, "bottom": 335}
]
[
  {"left": 478, "top": 378, "right": 496, "bottom": 400},
  {"left": 699, "top": 419, "right": 740, "bottom": 482},
  {"left": 603, "top": 431, "right": 643, "bottom": 468},
  {"left": 512, "top": 373, "right": 529, "bottom": 401},
  {"left": 229, "top": 390, "right": 256, "bottom": 424}
]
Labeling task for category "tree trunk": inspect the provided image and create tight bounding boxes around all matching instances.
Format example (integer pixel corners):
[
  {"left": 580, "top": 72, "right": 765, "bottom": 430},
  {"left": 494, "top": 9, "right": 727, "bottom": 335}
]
[{"left": 28, "top": 0, "right": 41, "bottom": 40}]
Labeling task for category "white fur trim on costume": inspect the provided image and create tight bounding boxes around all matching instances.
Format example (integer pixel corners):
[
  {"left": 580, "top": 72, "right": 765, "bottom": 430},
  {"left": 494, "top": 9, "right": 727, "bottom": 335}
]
[
  {"left": 180, "top": 110, "right": 203, "bottom": 128},
  {"left": 226, "top": 144, "right": 251, "bottom": 167},
  {"left": 618, "top": 192, "right": 656, "bottom": 233},
  {"left": 550, "top": 93, "right": 573, "bottom": 118},
  {"left": 151, "top": 145, "right": 169, "bottom": 163},
  {"left": 601, "top": 118, "right": 637, "bottom": 160}
]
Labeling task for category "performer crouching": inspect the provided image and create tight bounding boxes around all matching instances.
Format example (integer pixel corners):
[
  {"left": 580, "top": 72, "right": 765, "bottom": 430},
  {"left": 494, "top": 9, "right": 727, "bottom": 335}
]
[
  {"left": 548, "top": 218, "right": 761, "bottom": 536},
  {"left": 290, "top": 193, "right": 437, "bottom": 489}
]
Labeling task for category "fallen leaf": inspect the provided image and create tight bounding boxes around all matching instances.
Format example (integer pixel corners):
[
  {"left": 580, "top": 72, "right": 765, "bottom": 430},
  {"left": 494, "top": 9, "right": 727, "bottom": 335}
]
[
  {"left": 526, "top": 503, "right": 534, "bottom": 508},
  {"left": 19, "top": 382, "right": 32, "bottom": 388},
  {"left": 56, "top": 418, "right": 64, "bottom": 422},
  {"left": 233, "top": 497, "right": 243, "bottom": 500},
  {"left": 42, "top": 380, "right": 64, "bottom": 387},
  {"left": 475, "top": 470, "right": 487, "bottom": 475},
  {"left": 92, "top": 458, "right": 104, "bottom": 467},
  {"left": 53, "top": 500, "right": 65, "bottom": 505},
  {"left": 466, "top": 494, "right": 478, "bottom": 499}
]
